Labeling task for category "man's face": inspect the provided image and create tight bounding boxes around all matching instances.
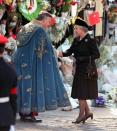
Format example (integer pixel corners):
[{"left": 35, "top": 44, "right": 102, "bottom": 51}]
[
  {"left": 43, "top": 17, "right": 56, "bottom": 29},
  {"left": 42, "top": 17, "right": 51, "bottom": 29}
]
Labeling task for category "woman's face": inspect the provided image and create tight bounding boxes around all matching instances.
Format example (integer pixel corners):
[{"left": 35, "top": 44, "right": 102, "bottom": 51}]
[{"left": 73, "top": 25, "right": 82, "bottom": 38}]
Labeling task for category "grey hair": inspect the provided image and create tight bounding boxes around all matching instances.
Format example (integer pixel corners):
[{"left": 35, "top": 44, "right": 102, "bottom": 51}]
[
  {"left": 36, "top": 12, "right": 52, "bottom": 21},
  {"left": 79, "top": 26, "right": 88, "bottom": 33}
]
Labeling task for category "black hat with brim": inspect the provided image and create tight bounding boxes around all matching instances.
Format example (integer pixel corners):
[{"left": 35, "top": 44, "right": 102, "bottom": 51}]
[{"left": 75, "top": 18, "right": 89, "bottom": 29}]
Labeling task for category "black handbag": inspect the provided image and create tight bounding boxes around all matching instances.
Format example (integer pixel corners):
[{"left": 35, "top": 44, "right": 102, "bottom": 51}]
[{"left": 86, "top": 56, "right": 98, "bottom": 79}]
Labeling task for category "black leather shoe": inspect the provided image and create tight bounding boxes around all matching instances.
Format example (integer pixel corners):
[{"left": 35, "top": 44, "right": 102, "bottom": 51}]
[
  {"left": 31, "top": 116, "right": 42, "bottom": 123},
  {"left": 72, "top": 117, "right": 85, "bottom": 124},
  {"left": 85, "top": 113, "right": 93, "bottom": 120},
  {"left": 20, "top": 116, "right": 31, "bottom": 122},
  {"left": 20, "top": 116, "right": 42, "bottom": 123}
]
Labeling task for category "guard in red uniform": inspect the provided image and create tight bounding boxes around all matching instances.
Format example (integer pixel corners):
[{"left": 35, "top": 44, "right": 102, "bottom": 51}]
[{"left": 0, "top": 35, "right": 17, "bottom": 131}]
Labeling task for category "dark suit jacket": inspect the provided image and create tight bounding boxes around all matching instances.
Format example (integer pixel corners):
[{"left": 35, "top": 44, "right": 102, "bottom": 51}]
[{"left": 0, "top": 57, "right": 17, "bottom": 126}]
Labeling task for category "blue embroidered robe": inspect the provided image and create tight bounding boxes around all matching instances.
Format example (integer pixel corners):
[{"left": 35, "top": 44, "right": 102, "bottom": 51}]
[{"left": 14, "top": 23, "right": 70, "bottom": 113}]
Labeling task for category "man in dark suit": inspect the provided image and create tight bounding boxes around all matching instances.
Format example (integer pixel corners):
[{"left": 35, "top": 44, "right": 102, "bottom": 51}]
[{"left": 0, "top": 35, "right": 17, "bottom": 131}]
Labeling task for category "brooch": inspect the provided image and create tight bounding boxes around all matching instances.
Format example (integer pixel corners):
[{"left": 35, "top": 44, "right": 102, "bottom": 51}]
[{"left": 85, "top": 39, "right": 88, "bottom": 42}]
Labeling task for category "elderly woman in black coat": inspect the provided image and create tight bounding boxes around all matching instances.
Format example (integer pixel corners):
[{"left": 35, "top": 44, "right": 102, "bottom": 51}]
[{"left": 58, "top": 18, "right": 100, "bottom": 124}]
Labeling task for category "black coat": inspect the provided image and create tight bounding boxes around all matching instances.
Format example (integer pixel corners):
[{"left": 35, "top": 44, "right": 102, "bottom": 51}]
[
  {"left": 63, "top": 34, "right": 100, "bottom": 99},
  {"left": 0, "top": 57, "right": 17, "bottom": 126}
]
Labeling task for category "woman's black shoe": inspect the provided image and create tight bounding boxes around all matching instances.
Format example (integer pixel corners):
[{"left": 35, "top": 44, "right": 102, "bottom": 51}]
[
  {"left": 72, "top": 117, "right": 85, "bottom": 124},
  {"left": 85, "top": 113, "right": 93, "bottom": 120}
]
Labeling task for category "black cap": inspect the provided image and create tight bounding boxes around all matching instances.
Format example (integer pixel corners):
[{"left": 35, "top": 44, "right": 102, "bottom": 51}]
[{"left": 75, "top": 18, "right": 89, "bottom": 29}]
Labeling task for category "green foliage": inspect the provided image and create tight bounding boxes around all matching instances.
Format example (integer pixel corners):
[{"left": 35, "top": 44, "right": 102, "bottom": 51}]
[
  {"left": 0, "top": 5, "right": 4, "bottom": 9},
  {"left": 61, "top": 4, "right": 71, "bottom": 12},
  {"left": 96, "top": 45, "right": 110, "bottom": 67},
  {"left": 37, "top": 0, "right": 42, "bottom": 2},
  {"left": 61, "top": 0, "right": 72, "bottom": 12},
  {"left": 67, "top": 35, "right": 73, "bottom": 44},
  {"left": 64, "top": 0, "right": 72, "bottom": 2},
  {"left": 18, "top": 1, "right": 43, "bottom": 21}
]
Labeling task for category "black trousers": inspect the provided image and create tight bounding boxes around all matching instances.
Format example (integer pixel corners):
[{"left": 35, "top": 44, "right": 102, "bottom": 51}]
[{"left": 0, "top": 126, "right": 10, "bottom": 131}]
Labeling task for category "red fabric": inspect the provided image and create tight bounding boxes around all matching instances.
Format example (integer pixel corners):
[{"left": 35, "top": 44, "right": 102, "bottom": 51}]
[
  {"left": 57, "top": 0, "right": 63, "bottom": 7},
  {"left": 11, "top": 34, "right": 16, "bottom": 39},
  {"left": 0, "top": 35, "right": 8, "bottom": 44},
  {"left": 10, "top": 87, "right": 17, "bottom": 94},
  {"left": 0, "top": 0, "right": 3, "bottom": 4},
  {"left": 31, "top": 112, "right": 38, "bottom": 116},
  {"left": 70, "top": 1, "right": 78, "bottom": 5},
  {"left": 88, "top": 11, "right": 100, "bottom": 26},
  {"left": 50, "top": 18, "right": 56, "bottom": 26}
]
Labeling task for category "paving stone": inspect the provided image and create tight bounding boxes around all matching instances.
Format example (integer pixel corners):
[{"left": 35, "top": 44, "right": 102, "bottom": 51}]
[{"left": 16, "top": 107, "right": 117, "bottom": 131}]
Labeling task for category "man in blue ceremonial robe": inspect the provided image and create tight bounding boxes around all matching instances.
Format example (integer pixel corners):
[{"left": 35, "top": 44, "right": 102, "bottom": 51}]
[{"left": 14, "top": 12, "right": 70, "bottom": 122}]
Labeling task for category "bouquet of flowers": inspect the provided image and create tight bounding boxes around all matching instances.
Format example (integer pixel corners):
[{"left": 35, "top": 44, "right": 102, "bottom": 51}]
[{"left": 95, "top": 96, "right": 105, "bottom": 107}]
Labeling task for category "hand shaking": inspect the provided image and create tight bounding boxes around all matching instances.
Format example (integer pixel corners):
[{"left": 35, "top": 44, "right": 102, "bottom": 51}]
[{"left": 57, "top": 51, "right": 63, "bottom": 57}]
